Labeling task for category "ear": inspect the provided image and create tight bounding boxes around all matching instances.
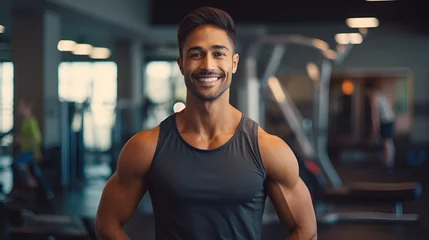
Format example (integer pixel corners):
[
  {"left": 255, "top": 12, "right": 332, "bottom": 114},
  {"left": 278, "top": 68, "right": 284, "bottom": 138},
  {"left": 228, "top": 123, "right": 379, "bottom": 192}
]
[
  {"left": 232, "top": 53, "right": 239, "bottom": 74},
  {"left": 177, "top": 57, "right": 184, "bottom": 75}
]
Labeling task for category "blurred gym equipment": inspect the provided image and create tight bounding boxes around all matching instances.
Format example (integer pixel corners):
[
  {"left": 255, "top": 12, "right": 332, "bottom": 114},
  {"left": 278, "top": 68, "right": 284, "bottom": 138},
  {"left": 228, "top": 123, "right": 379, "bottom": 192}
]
[
  {"left": 6, "top": 208, "right": 88, "bottom": 240},
  {"left": 60, "top": 101, "right": 87, "bottom": 190},
  {"left": 0, "top": 127, "right": 87, "bottom": 240},
  {"left": 244, "top": 34, "right": 422, "bottom": 224}
]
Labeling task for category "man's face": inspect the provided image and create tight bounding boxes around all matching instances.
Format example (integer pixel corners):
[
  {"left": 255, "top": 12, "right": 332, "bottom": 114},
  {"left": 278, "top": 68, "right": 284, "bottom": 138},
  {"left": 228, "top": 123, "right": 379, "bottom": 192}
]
[{"left": 177, "top": 25, "right": 239, "bottom": 101}]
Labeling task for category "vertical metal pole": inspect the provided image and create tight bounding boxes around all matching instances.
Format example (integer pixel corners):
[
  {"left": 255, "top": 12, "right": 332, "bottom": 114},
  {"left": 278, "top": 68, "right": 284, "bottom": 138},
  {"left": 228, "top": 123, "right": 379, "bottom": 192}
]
[
  {"left": 260, "top": 45, "right": 286, "bottom": 128},
  {"left": 395, "top": 202, "right": 403, "bottom": 215},
  {"left": 352, "top": 81, "right": 362, "bottom": 140},
  {"left": 60, "top": 101, "right": 70, "bottom": 187},
  {"left": 0, "top": 65, "right": 3, "bottom": 132},
  {"left": 245, "top": 57, "right": 260, "bottom": 123},
  {"left": 316, "top": 60, "right": 343, "bottom": 188}
]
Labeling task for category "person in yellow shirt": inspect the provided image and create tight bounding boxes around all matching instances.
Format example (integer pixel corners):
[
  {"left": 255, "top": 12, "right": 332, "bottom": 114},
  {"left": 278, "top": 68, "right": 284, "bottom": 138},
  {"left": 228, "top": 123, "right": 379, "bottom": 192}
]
[{"left": 13, "top": 100, "right": 43, "bottom": 189}]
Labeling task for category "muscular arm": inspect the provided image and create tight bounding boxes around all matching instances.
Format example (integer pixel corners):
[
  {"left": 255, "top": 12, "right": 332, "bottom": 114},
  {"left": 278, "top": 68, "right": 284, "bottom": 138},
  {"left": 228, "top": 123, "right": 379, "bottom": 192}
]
[
  {"left": 95, "top": 128, "right": 159, "bottom": 240},
  {"left": 259, "top": 129, "right": 317, "bottom": 240}
]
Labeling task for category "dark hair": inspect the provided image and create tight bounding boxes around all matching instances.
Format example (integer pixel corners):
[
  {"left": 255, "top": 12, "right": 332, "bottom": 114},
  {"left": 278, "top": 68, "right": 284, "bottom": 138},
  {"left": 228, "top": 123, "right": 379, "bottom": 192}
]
[{"left": 177, "top": 6, "right": 236, "bottom": 57}]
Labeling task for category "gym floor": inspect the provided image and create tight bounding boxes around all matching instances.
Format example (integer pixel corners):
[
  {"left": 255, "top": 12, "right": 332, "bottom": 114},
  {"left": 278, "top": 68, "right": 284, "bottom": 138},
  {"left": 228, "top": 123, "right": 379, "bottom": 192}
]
[{"left": 1, "top": 154, "right": 428, "bottom": 240}]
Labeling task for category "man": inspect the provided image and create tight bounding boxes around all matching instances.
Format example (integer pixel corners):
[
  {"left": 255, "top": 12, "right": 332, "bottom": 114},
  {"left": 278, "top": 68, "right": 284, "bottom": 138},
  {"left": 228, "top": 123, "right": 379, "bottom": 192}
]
[
  {"left": 96, "top": 6, "right": 317, "bottom": 240},
  {"left": 366, "top": 81, "right": 396, "bottom": 173}
]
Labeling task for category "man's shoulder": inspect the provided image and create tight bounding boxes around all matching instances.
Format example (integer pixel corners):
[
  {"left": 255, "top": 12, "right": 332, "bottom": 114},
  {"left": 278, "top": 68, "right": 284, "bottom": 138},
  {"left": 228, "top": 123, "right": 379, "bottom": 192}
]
[
  {"left": 128, "top": 126, "right": 161, "bottom": 151},
  {"left": 256, "top": 127, "right": 299, "bottom": 181},
  {"left": 257, "top": 127, "right": 292, "bottom": 158},
  {"left": 117, "top": 126, "right": 161, "bottom": 173},
  {"left": 257, "top": 127, "right": 284, "bottom": 146}
]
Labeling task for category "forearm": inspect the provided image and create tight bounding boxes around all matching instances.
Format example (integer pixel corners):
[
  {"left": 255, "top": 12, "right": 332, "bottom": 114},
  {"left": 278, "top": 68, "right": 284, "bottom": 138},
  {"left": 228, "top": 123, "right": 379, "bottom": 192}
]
[
  {"left": 287, "top": 227, "right": 317, "bottom": 240},
  {"left": 96, "top": 219, "right": 130, "bottom": 240}
]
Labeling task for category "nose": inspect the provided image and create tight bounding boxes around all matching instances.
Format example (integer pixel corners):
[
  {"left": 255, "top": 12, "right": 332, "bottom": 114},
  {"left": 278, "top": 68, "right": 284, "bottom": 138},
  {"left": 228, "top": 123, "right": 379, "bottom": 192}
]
[{"left": 201, "top": 54, "right": 215, "bottom": 70}]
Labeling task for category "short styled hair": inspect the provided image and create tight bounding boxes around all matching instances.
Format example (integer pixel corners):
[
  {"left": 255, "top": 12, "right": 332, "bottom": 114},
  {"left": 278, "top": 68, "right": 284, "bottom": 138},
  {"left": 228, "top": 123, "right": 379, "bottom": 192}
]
[{"left": 177, "top": 6, "right": 236, "bottom": 57}]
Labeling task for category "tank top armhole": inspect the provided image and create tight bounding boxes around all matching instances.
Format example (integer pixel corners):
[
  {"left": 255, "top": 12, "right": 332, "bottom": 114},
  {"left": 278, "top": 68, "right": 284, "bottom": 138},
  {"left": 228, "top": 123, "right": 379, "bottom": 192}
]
[
  {"left": 149, "top": 114, "right": 175, "bottom": 171},
  {"left": 252, "top": 121, "right": 267, "bottom": 179}
]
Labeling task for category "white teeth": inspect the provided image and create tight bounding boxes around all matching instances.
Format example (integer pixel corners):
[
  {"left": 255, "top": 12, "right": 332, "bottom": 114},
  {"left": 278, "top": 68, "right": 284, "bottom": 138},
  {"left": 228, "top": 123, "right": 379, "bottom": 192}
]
[{"left": 197, "top": 77, "right": 218, "bottom": 82}]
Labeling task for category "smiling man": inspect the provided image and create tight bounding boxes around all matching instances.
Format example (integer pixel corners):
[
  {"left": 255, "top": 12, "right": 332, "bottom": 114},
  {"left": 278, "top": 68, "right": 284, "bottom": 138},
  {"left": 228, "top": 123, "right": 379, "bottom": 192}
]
[{"left": 95, "top": 6, "right": 317, "bottom": 240}]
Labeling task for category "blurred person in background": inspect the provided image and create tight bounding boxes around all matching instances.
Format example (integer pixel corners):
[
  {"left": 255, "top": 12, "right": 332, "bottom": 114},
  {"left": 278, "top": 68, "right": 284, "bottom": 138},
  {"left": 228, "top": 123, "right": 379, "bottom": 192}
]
[
  {"left": 365, "top": 81, "right": 396, "bottom": 173},
  {"left": 11, "top": 99, "right": 54, "bottom": 202},
  {"left": 13, "top": 99, "right": 42, "bottom": 189}
]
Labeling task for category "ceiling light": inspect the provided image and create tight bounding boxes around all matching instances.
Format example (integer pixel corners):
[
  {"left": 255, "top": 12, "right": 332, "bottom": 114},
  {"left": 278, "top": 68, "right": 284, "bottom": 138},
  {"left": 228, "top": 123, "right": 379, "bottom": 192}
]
[
  {"left": 335, "top": 33, "right": 363, "bottom": 45},
  {"left": 341, "top": 79, "right": 354, "bottom": 95},
  {"left": 72, "top": 43, "right": 93, "bottom": 55},
  {"left": 346, "top": 17, "right": 379, "bottom": 28},
  {"left": 57, "top": 40, "right": 76, "bottom": 51},
  {"left": 90, "top": 47, "right": 111, "bottom": 59}
]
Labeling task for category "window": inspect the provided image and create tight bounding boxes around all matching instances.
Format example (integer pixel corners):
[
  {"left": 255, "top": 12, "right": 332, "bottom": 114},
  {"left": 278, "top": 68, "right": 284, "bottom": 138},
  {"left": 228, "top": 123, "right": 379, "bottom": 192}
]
[
  {"left": 58, "top": 62, "right": 117, "bottom": 151},
  {"left": 144, "top": 61, "right": 186, "bottom": 129},
  {"left": 145, "top": 61, "right": 173, "bottom": 104},
  {"left": 0, "top": 62, "right": 13, "bottom": 136}
]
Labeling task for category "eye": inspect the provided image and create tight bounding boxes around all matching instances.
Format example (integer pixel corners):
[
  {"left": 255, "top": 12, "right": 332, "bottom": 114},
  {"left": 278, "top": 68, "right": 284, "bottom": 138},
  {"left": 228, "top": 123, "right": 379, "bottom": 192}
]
[
  {"left": 214, "top": 52, "right": 226, "bottom": 57},
  {"left": 189, "top": 53, "right": 201, "bottom": 58}
]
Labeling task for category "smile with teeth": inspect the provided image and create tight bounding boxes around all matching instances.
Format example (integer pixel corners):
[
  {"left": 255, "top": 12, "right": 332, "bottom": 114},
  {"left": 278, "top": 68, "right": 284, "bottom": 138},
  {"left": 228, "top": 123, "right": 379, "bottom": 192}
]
[{"left": 197, "top": 77, "right": 220, "bottom": 82}]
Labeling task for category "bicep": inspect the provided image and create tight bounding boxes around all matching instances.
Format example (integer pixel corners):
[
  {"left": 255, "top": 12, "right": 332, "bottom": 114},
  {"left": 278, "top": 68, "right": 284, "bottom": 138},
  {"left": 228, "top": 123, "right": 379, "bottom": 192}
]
[
  {"left": 97, "top": 171, "right": 147, "bottom": 226},
  {"left": 260, "top": 133, "right": 316, "bottom": 234},
  {"left": 266, "top": 177, "right": 315, "bottom": 232},
  {"left": 96, "top": 130, "right": 157, "bottom": 226}
]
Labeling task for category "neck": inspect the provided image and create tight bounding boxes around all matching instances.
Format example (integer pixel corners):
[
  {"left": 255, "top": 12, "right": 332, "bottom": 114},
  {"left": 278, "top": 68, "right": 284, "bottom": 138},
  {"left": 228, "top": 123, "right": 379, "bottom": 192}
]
[{"left": 180, "top": 90, "right": 240, "bottom": 137}]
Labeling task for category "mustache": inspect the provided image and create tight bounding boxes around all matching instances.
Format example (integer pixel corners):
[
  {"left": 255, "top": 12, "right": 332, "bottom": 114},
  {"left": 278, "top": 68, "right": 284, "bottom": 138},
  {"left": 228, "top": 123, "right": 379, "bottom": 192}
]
[{"left": 192, "top": 70, "right": 225, "bottom": 78}]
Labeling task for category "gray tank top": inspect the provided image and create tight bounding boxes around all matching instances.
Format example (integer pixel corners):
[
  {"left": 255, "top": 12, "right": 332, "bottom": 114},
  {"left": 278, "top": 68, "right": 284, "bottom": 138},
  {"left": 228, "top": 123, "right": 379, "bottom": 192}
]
[{"left": 147, "top": 113, "right": 267, "bottom": 240}]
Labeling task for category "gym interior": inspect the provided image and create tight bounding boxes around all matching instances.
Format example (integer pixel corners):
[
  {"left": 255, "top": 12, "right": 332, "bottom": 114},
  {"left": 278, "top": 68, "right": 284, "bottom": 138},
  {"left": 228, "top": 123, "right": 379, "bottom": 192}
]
[{"left": 0, "top": 0, "right": 428, "bottom": 239}]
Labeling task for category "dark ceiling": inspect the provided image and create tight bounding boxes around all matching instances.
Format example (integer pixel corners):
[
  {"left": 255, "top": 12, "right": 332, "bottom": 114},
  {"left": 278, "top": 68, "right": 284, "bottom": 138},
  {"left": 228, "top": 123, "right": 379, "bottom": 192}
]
[
  {"left": 150, "top": 0, "right": 425, "bottom": 27},
  {"left": 0, "top": 0, "right": 427, "bottom": 62}
]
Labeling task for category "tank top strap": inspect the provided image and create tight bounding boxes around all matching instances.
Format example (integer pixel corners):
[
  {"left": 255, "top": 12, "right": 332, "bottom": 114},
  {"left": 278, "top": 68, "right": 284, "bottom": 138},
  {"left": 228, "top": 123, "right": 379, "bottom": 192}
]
[
  {"left": 159, "top": 114, "right": 176, "bottom": 138},
  {"left": 240, "top": 116, "right": 267, "bottom": 178},
  {"left": 152, "top": 114, "right": 177, "bottom": 165}
]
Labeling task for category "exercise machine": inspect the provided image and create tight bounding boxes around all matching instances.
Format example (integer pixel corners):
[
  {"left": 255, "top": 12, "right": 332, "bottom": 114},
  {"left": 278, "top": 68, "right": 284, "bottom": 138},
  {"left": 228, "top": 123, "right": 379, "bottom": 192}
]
[
  {"left": 60, "top": 100, "right": 87, "bottom": 190},
  {"left": 243, "top": 34, "right": 422, "bottom": 224}
]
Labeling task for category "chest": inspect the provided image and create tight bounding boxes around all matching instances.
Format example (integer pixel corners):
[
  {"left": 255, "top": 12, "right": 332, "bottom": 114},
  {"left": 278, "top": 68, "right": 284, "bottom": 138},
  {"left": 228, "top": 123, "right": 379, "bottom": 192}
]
[{"left": 149, "top": 149, "right": 265, "bottom": 203}]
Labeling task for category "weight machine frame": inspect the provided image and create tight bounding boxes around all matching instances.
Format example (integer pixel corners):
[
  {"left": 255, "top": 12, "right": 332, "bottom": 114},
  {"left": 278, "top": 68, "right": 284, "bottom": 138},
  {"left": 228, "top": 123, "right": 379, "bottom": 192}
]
[{"left": 243, "top": 33, "right": 420, "bottom": 224}]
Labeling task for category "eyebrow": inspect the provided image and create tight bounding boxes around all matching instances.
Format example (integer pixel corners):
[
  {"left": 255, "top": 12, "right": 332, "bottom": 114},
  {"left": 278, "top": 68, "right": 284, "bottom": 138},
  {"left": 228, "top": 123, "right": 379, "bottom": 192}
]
[{"left": 186, "top": 45, "right": 229, "bottom": 53}]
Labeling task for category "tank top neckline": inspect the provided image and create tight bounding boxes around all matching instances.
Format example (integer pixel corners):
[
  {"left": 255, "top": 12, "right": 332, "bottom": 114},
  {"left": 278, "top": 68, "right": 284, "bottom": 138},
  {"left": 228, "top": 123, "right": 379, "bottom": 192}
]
[{"left": 172, "top": 113, "right": 245, "bottom": 153}]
